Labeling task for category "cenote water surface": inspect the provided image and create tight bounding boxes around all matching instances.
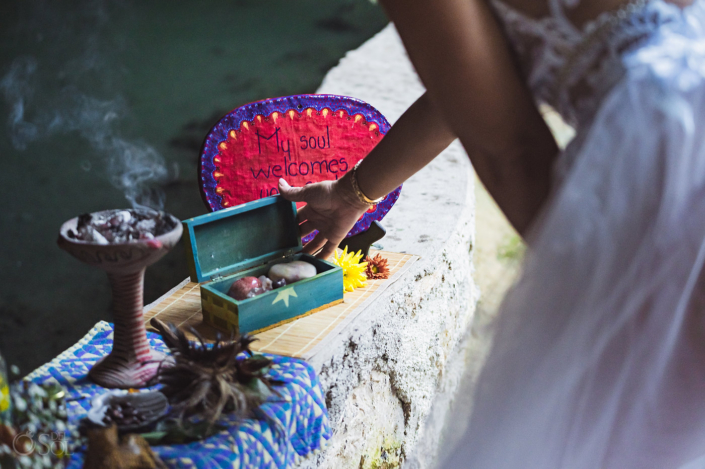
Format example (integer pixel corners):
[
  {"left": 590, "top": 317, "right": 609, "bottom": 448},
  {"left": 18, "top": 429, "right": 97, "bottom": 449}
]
[{"left": 0, "top": 0, "right": 388, "bottom": 373}]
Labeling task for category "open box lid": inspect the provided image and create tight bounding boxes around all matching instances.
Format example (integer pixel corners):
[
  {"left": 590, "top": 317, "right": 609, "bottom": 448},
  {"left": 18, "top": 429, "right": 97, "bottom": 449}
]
[{"left": 182, "top": 195, "right": 302, "bottom": 283}]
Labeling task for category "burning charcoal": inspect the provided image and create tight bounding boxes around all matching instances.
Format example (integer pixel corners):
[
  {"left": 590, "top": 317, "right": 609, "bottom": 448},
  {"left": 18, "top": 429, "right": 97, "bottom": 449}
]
[
  {"left": 73, "top": 209, "right": 177, "bottom": 244},
  {"left": 91, "top": 216, "right": 108, "bottom": 232},
  {"left": 90, "top": 227, "right": 109, "bottom": 245},
  {"left": 107, "top": 212, "right": 125, "bottom": 226},
  {"left": 136, "top": 219, "right": 156, "bottom": 233},
  {"left": 93, "top": 220, "right": 110, "bottom": 231},
  {"left": 93, "top": 233, "right": 109, "bottom": 245},
  {"left": 118, "top": 211, "right": 132, "bottom": 224},
  {"left": 77, "top": 213, "right": 93, "bottom": 231}
]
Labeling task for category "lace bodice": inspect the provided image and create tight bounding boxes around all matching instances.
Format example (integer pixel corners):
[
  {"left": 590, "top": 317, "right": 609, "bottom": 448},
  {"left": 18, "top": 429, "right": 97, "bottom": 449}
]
[{"left": 489, "top": 0, "right": 681, "bottom": 128}]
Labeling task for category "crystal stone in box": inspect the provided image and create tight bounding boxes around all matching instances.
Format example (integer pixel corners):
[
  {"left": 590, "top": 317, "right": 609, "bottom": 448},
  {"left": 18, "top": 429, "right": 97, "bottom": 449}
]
[{"left": 182, "top": 195, "right": 344, "bottom": 335}]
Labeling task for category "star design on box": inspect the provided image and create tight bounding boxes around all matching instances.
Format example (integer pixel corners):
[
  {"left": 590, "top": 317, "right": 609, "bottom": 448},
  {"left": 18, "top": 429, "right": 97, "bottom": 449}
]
[{"left": 272, "top": 287, "right": 298, "bottom": 308}]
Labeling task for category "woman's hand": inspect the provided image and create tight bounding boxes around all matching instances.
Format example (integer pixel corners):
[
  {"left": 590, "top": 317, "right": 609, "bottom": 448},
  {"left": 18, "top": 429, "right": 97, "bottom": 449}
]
[{"left": 278, "top": 175, "right": 369, "bottom": 260}]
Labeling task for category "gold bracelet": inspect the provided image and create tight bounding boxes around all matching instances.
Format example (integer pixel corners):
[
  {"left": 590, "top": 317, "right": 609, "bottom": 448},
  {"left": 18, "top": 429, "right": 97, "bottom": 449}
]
[{"left": 351, "top": 160, "right": 384, "bottom": 205}]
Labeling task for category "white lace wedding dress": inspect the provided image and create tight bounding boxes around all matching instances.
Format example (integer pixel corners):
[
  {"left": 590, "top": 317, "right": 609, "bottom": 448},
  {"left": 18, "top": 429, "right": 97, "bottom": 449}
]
[{"left": 446, "top": 1, "right": 705, "bottom": 467}]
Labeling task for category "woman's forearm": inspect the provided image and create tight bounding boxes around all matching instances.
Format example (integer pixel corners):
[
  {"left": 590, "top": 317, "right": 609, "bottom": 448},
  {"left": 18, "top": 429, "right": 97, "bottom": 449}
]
[
  {"left": 379, "top": 0, "right": 559, "bottom": 234},
  {"left": 355, "top": 92, "right": 457, "bottom": 200},
  {"left": 279, "top": 92, "right": 456, "bottom": 259}
]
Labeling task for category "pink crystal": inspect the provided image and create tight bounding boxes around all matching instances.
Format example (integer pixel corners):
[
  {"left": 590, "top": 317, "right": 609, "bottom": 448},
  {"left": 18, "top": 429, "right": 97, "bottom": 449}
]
[
  {"left": 227, "top": 276, "right": 262, "bottom": 301},
  {"left": 259, "top": 275, "right": 273, "bottom": 292}
]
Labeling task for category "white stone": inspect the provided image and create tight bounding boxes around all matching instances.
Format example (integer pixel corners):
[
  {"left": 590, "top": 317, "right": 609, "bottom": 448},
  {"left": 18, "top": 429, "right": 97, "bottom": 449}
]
[{"left": 268, "top": 261, "right": 317, "bottom": 284}]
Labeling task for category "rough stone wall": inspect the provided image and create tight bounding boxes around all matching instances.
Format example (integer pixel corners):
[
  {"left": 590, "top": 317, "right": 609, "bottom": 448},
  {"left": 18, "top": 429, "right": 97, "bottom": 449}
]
[
  {"left": 296, "top": 24, "right": 479, "bottom": 469},
  {"left": 309, "top": 205, "right": 475, "bottom": 469}
]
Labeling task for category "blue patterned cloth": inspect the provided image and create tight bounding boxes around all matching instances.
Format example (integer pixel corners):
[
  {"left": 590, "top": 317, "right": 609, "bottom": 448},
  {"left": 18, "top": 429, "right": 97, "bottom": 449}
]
[{"left": 25, "top": 321, "right": 332, "bottom": 468}]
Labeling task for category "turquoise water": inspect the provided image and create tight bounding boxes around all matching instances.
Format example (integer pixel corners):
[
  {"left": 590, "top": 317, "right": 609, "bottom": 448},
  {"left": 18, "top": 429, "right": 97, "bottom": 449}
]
[{"left": 0, "top": 0, "right": 388, "bottom": 372}]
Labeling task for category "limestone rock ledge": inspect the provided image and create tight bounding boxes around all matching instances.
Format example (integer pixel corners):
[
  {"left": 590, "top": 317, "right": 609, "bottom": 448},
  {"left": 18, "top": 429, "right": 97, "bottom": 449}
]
[{"left": 297, "top": 25, "right": 478, "bottom": 469}]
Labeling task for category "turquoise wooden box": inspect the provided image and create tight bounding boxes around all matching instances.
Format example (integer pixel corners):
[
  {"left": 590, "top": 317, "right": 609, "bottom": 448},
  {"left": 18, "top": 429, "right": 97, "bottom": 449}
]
[{"left": 182, "top": 195, "right": 344, "bottom": 335}]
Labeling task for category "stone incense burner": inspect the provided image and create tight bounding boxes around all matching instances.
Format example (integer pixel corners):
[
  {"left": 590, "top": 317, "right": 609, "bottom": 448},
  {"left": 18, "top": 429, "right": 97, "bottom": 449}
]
[{"left": 57, "top": 209, "right": 182, "bottom": 389}]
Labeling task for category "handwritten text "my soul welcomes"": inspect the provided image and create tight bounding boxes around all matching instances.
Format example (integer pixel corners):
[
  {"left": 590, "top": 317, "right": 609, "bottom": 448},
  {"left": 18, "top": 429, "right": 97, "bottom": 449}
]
[{"left": 251, "top": 126, "right": 349, "bottom": 198}]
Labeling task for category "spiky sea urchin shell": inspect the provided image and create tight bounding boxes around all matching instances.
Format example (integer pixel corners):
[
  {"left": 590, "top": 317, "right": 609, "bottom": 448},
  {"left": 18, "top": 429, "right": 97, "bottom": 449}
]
[
  {"left": 364, "top": 253, "right": 390, "bottom": 280},
  {"left": 332, "top": 246, "right": 368, "bottom": 293},
  {"left": 150, "top": 319, "right": 279, "bottom": 426}
]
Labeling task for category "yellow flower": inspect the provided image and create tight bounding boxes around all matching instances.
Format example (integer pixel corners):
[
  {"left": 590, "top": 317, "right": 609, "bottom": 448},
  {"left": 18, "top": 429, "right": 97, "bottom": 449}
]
[{"left": 332, "top": 247, "right": 368, "bottom": 292}]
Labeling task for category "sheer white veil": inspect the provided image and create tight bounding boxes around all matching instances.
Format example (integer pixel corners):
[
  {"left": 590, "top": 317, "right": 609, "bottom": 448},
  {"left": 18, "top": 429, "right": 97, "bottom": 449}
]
[{"left": 443, "top": 2, "right": 705, "bottom": 467}]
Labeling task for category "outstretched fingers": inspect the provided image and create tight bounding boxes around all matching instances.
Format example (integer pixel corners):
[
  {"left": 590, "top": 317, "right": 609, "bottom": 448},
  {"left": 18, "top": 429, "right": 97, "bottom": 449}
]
[
  {"left": 303, "top": 232, "right": 327, "bottom": 256},
  {"left": 278, "top": 178, "right": 307, "bottom": 202},
  {"left": 296, "top": 204, "right": 311, "bottom": 224},
  {"left": 299, "top": 220, "right": 316, "bottom": 238},
  {"left": 317, "top": 240, "right": 340, "bottom": 260}
]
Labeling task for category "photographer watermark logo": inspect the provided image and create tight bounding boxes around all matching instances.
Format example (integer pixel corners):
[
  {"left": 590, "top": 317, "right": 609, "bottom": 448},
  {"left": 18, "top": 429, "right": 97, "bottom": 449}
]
[{"left": 12, "top": 430, "right": 70, "bottom": 456}]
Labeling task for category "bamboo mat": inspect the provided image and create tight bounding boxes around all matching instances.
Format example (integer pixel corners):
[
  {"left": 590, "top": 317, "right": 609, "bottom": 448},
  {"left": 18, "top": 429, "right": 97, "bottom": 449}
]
[{"left": 143, "top": 250, "right": 418, "bottom": 359}]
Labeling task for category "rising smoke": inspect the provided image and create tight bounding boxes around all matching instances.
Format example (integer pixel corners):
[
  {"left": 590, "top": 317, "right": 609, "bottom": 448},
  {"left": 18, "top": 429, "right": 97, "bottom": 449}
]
[{"left": 0, "top": 1, "right": 171, "bottom": 210}]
